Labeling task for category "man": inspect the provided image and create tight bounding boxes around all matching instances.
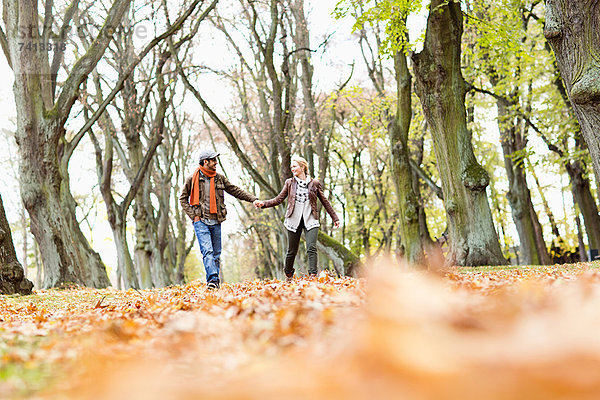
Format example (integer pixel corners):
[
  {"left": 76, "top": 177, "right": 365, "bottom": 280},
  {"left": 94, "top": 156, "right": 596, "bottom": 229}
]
[{"left": 179, "top": 150, "right": 260, "bottom": 289}]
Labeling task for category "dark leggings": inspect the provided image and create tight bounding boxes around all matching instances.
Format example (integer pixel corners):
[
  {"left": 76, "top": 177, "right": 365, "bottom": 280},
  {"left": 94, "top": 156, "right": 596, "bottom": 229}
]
[{"left": 285, "top": 218, "right": 319, "bottom": 277}]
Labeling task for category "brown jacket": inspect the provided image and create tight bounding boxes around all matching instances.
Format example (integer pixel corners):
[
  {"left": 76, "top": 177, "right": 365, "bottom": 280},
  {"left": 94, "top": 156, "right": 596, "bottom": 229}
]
[
  {"left": 263, "top": 178, "right": 339, "bottom": 223},
  {"left": 179, "top": 171, "right": 257, "bottom": 223}
]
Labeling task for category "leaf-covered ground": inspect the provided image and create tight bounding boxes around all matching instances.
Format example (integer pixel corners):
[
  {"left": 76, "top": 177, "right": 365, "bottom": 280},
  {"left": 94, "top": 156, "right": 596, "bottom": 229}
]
[{"left": 2, "top": 262, "right": 600, "bottom": 399}]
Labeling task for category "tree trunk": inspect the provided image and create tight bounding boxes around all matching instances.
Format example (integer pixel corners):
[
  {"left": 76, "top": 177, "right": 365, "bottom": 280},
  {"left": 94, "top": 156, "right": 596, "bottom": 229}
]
[
  {"left": 566, "top": 160, "right": 600, "bottom": 251},
  {"left": 545, "top": 1, "right": 600, "bottom": 179},
  {"left": 573, "top": 203, "right": 588, "bottom": 262},
  {"left": 149, "top": 182, "right": 171, "bottom": 287},
  {"left": 412, "top": 0, "right": 506, "bottom": 266},
  {"left": 113, "top": 223, "right": 139, "bottom": 289},
  {"left": 411, "top": 129, "right": 435, "bottom": 247},
  {"left": 34, "top": 242, "right": 42, "bottom": 289},
  {"left": 20, "top": 150, "right": 111, "bottom": 288},
  {"left": 389, "top": 49, "right": 424, "bottom": 264},
  {"left": 497, "top": 102, "right": 550, "bottom": 265},
  {"left": 120, "top": 39, "right": 155, "bottom": 288},
  {"left": 21, "top": 207, "right": 28, "bottom": 280},
  {"left": 132, "top": 185, "right": 155, "bottom": 288},
  {"left": 0, "top": 194, "right": 33, "bottom": 295},
  {"left": 3, "top": 0, "right": 131, "bottom": 288},
  {"left": 291, "top": 0, "right": 327, "bottom": 182}
]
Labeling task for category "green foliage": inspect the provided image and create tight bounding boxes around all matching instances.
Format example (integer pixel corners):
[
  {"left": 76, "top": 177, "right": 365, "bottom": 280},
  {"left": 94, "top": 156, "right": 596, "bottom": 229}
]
[
  {"left": 325, "top": 86, "right": 401, "bottom": 257},
  {"left": 333, "top": 0, "right": 422, "bottom": 56},
  {"left": 184, "top": 250, "right": 204, "bottom": 283}
]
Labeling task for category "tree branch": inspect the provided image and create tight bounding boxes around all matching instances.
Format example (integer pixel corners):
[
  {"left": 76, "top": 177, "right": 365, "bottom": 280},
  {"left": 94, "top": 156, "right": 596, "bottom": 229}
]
[
  {"left": 42, "top": 0, "right": 55, "bottom": 44},
  {"left": 121, "top": 113, "right": 164, "bottom": 214},
  {"left": 467, "top": 82, "right": 507, "bottom": 104},
  {"left": 168, "top": 14, "right": 277, "bottom": 197},
  {"left": 0, "top": 25, "right": 11, "bottom": 69},
  {"left": 173, "top": 51, "right": 277, "bottom": 197},
  {"left": 409, "top": 160, "right": 443, "bottom": 200},
  {"left": 65, "top": 0, "right": 213, "bottom": 162},
  {"left": 121, "top": 49, "right": 168, "bottom": 215},
  {"left": 468, "top": 81, "right": 563, "bottom": 156},
  {"left": 50, "top": 0, "right": 80, "bottom": 97},
  {"left": 53, "top": 0, "right": 133, "bottom": 122}
]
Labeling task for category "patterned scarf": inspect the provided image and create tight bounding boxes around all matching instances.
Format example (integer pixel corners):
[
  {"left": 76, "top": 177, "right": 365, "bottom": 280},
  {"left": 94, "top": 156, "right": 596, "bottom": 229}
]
[{"left": 295, "top": 177, "right": 310, "bottom": 204}]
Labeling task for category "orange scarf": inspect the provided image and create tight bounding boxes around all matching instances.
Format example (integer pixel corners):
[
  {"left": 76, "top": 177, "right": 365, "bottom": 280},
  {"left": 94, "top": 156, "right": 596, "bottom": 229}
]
[{"left": 190, "top": 166, "right": 218, "bottom": 214}]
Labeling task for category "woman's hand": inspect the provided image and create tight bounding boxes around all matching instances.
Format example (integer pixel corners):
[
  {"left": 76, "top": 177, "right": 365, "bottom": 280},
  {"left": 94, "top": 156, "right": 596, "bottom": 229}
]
[
  {"left": 333, "top": 220, "right": 340, "bottom": 229},
  {"left": 253, "top": 200, "right": 265, "bottom": 208}
]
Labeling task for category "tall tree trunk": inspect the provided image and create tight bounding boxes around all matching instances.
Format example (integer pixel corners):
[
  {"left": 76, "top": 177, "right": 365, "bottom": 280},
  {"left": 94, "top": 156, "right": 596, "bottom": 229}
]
[
  {"left": 3, "top": 0, "right": 131, "bottom": 288},
  {"left": 566, "top": 160, "right": 600, "bottom": 251},
  {"left": 545, "top": 1, "right": 600, "bottom": 178},
  {"left": 497, "top": 102, "right": 550, "bottom": 264},
  {"left": 21, "top": 206, "right": 28, "bottom": 279},
  {"left": 573, "top": 202, "right": 588, "bottom": 262},
  {"left": 113, "top": 223, "right": 139, "bottom": 289},
  {"left": 149, "top": 179, "right": 172, "bottom": 287},
  {"left": 352, "top": 6, "right": 429, "bottom": 262},
  {"left": 291, "top": 0, "right": 327, "bottom": 182},
  {"left": 34, "top": 242, "right": 42, "bottom": 289},
  {"left": 90, "top": 125, "right": 140, "bottom": 289},
  {"left": 412, "top": 133, "right": 434, "bottom": 246},
  {"left": 20, "top": 147, "right": 111, "bottom": 288},
  {"left": 0, "top": 194, "right": 33, "bottom": 295},
  {"left": 389, "top": 48, "right": 424, "bottom": 264},
  {"left": 412, "top": 0, "right": 506, "bottom": 266},
  {"left": 119, "top": 30, "right": 154, "bottom": 288}
]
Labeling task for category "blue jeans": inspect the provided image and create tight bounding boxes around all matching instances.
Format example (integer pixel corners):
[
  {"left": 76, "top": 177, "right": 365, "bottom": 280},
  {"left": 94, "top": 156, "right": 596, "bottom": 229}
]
[{"left": 193, "top": 220, "right": 222, "bottom": 284}]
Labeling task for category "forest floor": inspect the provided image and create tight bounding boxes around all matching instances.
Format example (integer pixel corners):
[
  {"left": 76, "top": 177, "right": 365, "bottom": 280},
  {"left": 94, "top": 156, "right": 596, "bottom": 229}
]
[{"left": 2, "top": 261, "right": 600, "bottom": 399}]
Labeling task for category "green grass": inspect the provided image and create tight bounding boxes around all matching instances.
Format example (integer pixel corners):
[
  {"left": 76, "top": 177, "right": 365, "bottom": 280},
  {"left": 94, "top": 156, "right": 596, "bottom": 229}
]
[
  {"left": 0, "top": 289, "right": 119, "bottom": 399},
  {"left": 0, "top": 333, "right": 59, "bottom": 399},
  {"left": 456, "top": 260, "right": 600, "bottom": 273}
]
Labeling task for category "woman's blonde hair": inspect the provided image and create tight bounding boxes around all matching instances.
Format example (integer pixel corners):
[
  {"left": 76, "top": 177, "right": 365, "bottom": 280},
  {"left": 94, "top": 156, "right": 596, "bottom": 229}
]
[{"left": 291, "top": 155, "right": 309, "bottom": 174}]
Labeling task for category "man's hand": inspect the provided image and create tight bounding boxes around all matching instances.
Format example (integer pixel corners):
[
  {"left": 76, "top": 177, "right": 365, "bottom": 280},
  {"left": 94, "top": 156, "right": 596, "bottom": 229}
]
[
  {"left": 253, "top": 200, "right": 265, "bottom": 208},
  {"left": 194, "top": 216, "right": 201, "bottom": 222},
  {"left": 333, "top": 220, "right": 340, "bottom": 229}
]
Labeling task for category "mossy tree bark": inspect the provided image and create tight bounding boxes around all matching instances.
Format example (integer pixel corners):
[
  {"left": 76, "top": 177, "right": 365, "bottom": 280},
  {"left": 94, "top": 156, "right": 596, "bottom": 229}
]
[
  {"left": 2, "top": 0, "right": 134, "bottom": 287},
  {"left": 389, "top": 48, "right": 425, "bottom": 264},
  {"left": 412, "top": 0, "right": 506, "bottom": 266},
  {"left": 545, "top": 1, "right": 600, "bottom": 179},
  {"left": 316, "top": 231, "right": 361, "bottom": 277},
  {"left": 0, "top": 194, "right": 33, "bottom": 295}
]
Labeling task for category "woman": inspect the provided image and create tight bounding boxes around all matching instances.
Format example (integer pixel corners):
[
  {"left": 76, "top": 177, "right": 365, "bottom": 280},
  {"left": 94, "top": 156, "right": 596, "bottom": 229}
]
[{"left": 256, "top": 156, "right": 340, "bottom": 279}]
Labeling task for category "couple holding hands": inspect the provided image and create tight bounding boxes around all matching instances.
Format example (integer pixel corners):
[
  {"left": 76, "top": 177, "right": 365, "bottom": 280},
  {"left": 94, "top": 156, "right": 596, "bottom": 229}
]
[{"left": 179, "top": 150, "right": 339, "bottom": 289}]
